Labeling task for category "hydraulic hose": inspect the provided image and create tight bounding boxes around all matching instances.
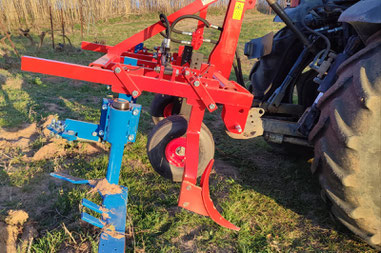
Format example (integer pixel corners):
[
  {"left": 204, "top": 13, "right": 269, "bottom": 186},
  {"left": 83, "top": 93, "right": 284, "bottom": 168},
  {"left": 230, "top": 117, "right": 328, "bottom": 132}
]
[
  {"left": 160, "top": 14, "right": 219, "bottom": 44},
  {"left": 159, "top": 14, "right": 171, "bottom": 39}
]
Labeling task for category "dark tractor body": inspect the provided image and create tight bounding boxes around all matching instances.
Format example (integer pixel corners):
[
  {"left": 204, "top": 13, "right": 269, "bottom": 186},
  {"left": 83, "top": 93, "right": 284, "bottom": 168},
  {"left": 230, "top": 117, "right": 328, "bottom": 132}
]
[{"left": 245, "top": 0, "right": 381, "bottom": 248}]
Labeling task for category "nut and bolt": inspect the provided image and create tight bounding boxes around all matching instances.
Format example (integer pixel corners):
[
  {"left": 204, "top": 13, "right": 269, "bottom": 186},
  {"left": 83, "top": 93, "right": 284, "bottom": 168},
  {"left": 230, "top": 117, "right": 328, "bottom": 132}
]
[
  {"left": 114, "top": 67, "right": 121, "bottom": 74},
  {"left": 132, "top": 90, "right": 139, "bottom": 97},
  {"left": 128, "top": 135, "right": 135, "bottom": 141},
  {"left": 194, "top": 81, "right": 200, "bottom": 87},
  {"left": 133, "top": 109, "right": 139, "bottom": 116},
  {"left": 67, "top": 130, "right": 75, "bottom": 136},
  {"left": 208, "top": 104, "right": 216, "bottom": 110},
  {"left": 235, "top": 124, "right": 242, "bottom": 133},
  {"left": 185, "top": 70, "right": 190, "bottom": 76},
  {"left": 102, "top": 104, "right": 108, "bottom": 110},
  {"left": 175, "top": 146, "right": 186, "bottom": 156},
  {"left": 183, "top": 202, "right": 189, "bottom": 207},
  {"left": 186, "top": 185, "right": 192, "bottom": 191},
  {"left": 92, "top": 132, "right": 98, "bottom": 137},
  {"left": 98, "top": 130, "right": 104, "bottom": 136}
]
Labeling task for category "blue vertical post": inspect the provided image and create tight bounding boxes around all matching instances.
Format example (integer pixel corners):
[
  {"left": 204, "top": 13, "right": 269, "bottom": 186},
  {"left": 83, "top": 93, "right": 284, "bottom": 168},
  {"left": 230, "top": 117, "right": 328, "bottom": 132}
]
[
  {"left": 49, "top": 97, "right": 142, "bottom": 253},
  {"left": 105, "top": 101, "right": 131, "bottom": 184}
]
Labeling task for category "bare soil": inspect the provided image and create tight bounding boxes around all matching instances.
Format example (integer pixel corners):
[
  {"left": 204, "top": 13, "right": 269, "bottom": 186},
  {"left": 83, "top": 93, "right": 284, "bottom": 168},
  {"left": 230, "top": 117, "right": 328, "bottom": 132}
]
[
  {"left": 89, "top": 178, "right": 123, "bottom": 196},
  {"left": 0, "top": 210, "right": 37, "bottom": 253}
]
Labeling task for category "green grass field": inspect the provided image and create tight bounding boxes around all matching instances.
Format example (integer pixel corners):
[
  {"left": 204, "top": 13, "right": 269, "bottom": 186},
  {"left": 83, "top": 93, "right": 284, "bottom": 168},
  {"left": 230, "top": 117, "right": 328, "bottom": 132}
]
[{"left": 0, "top": 10, "right": 377, "bottom": 252}]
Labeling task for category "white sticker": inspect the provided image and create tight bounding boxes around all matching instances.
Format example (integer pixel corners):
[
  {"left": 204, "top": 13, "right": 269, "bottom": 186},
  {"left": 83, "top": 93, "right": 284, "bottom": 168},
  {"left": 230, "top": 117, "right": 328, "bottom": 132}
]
[{"left": 202, "top": 0, "right": 215, "bottom": 5}]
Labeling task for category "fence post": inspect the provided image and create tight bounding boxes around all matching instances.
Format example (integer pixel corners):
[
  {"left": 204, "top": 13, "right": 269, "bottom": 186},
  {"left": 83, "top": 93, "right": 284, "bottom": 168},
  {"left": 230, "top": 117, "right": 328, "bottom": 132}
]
[
  {"left": 61, "top": 9, "right": 65, "bottom": 45},
  {"left": 49, "top": 6, "right": 55, "bottom": 49},
  {"left": 80, "top": 1, "right": 84, "bottom": 40}
]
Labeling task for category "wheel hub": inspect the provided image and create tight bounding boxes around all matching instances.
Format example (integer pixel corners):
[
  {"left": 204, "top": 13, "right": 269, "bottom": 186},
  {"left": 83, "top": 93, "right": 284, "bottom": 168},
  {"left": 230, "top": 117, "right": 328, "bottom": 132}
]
[{"left": 165, "top": 137, "right": 186, "bottom": 167}]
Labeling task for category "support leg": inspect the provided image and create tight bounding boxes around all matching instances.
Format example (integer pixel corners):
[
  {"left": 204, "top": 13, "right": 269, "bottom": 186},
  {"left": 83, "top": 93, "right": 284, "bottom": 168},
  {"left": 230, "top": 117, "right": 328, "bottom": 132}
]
[{"left": 178, "top": 100, "right": 240, "bottom": 230}]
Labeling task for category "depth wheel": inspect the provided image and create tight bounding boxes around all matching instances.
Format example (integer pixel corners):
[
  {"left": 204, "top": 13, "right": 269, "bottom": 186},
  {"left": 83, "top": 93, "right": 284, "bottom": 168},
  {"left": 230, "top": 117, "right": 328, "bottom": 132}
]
[
  {"left": 147, "top": 115, "right": 215, "bottom": 182},
  {"left": 150, "top": 94, "right": 181, "bottom": 124}
]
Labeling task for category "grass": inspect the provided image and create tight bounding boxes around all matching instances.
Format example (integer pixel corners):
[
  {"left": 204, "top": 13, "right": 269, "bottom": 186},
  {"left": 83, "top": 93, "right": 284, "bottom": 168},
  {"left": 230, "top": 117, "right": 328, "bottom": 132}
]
[{"left": 0, "top": 10, "right": 377, "bottom": 252}]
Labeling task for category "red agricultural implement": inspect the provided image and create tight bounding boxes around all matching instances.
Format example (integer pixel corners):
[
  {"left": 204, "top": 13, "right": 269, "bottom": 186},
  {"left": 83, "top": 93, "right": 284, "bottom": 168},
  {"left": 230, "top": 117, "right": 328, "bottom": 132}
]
[{"left": 21, "top": 0, "right": 258, "bottom": 251}]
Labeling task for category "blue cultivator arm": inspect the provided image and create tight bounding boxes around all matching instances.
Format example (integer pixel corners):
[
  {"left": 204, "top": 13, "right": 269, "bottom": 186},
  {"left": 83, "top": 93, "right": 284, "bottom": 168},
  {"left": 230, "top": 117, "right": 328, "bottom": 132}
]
[{"left": 49, "top": 96, "right": 141, "bottom": 252}]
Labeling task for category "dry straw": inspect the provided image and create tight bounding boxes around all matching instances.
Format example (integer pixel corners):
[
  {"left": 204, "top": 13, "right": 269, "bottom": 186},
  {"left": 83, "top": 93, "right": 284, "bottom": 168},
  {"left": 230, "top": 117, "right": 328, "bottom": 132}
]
[{"left": 0, "top": 0, "right": 232, "bottom": 30}]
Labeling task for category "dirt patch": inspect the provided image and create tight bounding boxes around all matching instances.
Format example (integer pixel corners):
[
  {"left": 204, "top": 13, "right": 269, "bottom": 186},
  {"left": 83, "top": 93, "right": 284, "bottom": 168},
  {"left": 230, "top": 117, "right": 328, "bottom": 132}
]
[
  {"left": 79, "top": 142, "right": 108, "bottom": 155},
  {"left": 42, "top": 76, "right": 63, "bottom": 84},
  {"left": 32, "top": 139, "right": 67, "bottom": 161},
  {"left": 0, "top": 123, "right": 37, "bottom": 140},
  {"left": 70, "top": 80, "right": 86, "bottom": 88},
  {"left": 214, "top": 159, "right": 239, "bottom": 179},
  {"left": 0, "top": 115, "right": 107, "bottom": 163},
  {"left": 0, "top": 210, "right": 37, "bottom": 253},
  {"left": 0, "top": 123, "right": 38, "bottom": 150},
  {"left": 43, "top": 102, "right": 66, "bottom": 113},
  {"left": 88, "top": 178, "right": 123, "bottom": 196},
  {"left": 4, "top": 210, "right": 29, "bottom": 226}
]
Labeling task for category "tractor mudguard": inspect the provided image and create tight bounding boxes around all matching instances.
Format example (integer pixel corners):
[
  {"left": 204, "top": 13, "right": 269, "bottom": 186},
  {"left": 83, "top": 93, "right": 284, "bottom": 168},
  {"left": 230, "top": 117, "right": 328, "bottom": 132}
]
[
  {"left": 339, "top": 0, "right": 381, "bottom": 43},
  {"left": 273, "top": 0, "right": 323, "bottom": 23},
  {"left": 248, "top": 27, "right": 305, "bottom": 101},
  {"left": 244, "top": 31, "right": 274, "bottom": 59}
]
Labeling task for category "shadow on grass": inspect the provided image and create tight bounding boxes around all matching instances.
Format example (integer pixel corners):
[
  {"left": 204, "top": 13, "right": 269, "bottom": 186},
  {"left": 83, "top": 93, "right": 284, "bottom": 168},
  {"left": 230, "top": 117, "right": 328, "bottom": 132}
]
[{"left": 205, "top": 117, "right": 365, "bottom": 248}]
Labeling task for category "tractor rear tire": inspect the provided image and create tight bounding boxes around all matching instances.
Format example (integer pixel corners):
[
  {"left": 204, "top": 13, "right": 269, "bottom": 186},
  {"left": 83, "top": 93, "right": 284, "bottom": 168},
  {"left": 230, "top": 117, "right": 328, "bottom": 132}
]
[{"left": 309, "top": 32, "right": 381, "bottom": 249}]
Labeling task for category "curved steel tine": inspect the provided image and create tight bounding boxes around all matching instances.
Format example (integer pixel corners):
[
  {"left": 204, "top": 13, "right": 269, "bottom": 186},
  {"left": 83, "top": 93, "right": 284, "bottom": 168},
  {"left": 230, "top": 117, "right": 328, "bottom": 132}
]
[{"left": 201, "top": 159, "right": 240, "bottom": 231}]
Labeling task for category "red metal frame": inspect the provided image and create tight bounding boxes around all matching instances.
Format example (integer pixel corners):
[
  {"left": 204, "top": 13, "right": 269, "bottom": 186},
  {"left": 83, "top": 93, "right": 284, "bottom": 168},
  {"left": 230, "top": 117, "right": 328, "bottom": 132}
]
[{"left": 21, "top": 0, "right": 257, "bottom": 230}]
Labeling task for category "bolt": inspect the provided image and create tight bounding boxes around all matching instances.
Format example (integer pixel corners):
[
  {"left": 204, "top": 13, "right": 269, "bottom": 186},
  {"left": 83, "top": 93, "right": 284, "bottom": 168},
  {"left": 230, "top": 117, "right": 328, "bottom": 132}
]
[
  {"left": 67, "top": 130, "right": 75, "bottom": 136},
  {"left": 175, "top": 69, "right": 180, "bottom": 76},
  {"left": 128, "top": 135, "right": 135, "bottom": 141},
  {"left": 132, "top": 90, "right": 139, "bottom": 97},
  {"left": 114, "top": 67, "right": 121, "bottom": 74},
  {"left": 194, "top": 81, "right": 200, "bottom": 87},
  {"left": 133, "top": 109, "right": 139, "bottom": 116},
  {"left": 176, "top": 146, "right": 186, "bottom": 156},
  {"left": 186, "top": 185, "right": 192, "bottom": 191},
  {"left": 102, "top": 104, "right": 108, "bottom": 110},
  {"left": 92, "top": 132, "right": 98, "bottom": 137},
  {"left": 183, "top": 202, "right": 189, "bottom": 207},
  {"left": 235, "top": 124, "right": 242, "bottom": 133},
  {"left": 185, "top": 70, "right": 190, "bottom": 76},
  {"left": 208, "top": 104, "right": 216, "bottom": 110},
  {"left": 99, "top": 130, "right": 104, "bottom": 136}
]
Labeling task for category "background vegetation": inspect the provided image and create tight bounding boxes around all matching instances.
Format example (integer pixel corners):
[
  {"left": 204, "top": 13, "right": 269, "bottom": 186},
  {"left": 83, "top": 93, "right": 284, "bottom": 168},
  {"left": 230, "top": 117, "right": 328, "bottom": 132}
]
[{"left": 0, "top": 0, "right": 283, "bottom": 30}]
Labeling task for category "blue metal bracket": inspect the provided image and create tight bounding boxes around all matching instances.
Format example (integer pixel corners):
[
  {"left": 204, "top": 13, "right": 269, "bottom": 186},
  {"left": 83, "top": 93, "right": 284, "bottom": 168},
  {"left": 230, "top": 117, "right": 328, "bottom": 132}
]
[{"left": 49, "top": 96, "right": 141, "bottom": 253}]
